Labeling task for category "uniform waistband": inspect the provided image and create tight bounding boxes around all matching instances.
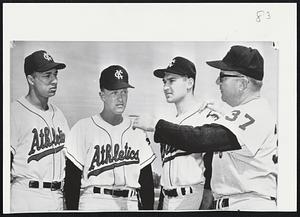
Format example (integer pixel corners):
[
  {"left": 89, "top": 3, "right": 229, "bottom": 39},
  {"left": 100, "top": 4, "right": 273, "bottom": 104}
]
[
  {"left": 92, "top": 187, "right": 138, "bottom": 198},
  {"left": 29, "top": 180, "right": 62, "bottom": 191},
  {"left": 162, "top": 184, "right": 203, "bottom": 198},
  {"left": 12, "top": 178, "right": 64, "bottom": 191},
  {"left": 212, "top": 193, "right": 277, "bottom": 209}
]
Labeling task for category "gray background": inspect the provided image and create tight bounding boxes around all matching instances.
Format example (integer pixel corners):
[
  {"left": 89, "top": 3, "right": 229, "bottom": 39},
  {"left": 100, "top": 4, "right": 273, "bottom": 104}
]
[{"left": 10, "top": 41, "right": 278, "bottom": 174}]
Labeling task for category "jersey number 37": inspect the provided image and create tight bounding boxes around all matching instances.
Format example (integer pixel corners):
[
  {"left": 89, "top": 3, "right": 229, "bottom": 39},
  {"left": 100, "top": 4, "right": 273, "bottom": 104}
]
[{"left": 225, "top": 110, "right": 255, "bottom": 130}]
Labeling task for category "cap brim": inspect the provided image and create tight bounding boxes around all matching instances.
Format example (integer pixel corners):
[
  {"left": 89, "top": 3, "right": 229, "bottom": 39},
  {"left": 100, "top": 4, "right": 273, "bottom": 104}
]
[
  {"left": 105, "top": 82, "right": 135, "bottom": 90},
  {"left": 153, "top": 68, "right": 185, "bottom": 78},
  {"left": 37, "top": 62, "right": 66, "bottom": 72},
  {"left": 206, "top": 60, "right": 243, "bottom": 72}
]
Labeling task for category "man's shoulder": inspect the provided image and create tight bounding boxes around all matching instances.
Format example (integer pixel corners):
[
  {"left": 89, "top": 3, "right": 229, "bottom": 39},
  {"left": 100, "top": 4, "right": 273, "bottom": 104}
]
[{"left": 240, "top": 97, "right": 275, "bottom": 119}]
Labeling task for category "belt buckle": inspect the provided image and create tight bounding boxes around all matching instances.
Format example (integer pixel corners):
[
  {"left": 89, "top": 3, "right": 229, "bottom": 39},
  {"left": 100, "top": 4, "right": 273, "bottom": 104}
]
[
  {"left": 111, "top": 189, "right": 116, "bottom": 197},
  {"left": 111, "top": 188, "right": 122, "bottom": 197},
  {"left": 50, "top": 181, "right": 58, "bottom": 191}
]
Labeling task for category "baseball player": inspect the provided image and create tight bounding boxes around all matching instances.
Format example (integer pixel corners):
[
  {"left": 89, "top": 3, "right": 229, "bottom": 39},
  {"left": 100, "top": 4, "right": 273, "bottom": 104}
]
[
  {"left": 145, "top": 56, "right": 213, "bottom": 210},
  {"left": 64, "top": 65, "right": 156, "bottom": 211},
  {"left": 133, "top": 45, "right": 278, "bottom": 211},
  {"left": 10, "top": 50, "right": 69, "bottom": 212}
]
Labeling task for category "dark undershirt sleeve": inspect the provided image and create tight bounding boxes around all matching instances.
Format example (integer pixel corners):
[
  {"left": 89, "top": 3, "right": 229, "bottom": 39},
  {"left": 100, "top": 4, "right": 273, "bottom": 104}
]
[
  {"left": 138, "top": 164, "right": 154, "bottom": 210},
  {"left": 154, "top": 119, "right": 241, "bottom": 153},
  {"left": 203, "top": 152, "right": 213, "bottom": 190},
  {"left": 64, "top": 158, "right": 82, "bottom": 210}
]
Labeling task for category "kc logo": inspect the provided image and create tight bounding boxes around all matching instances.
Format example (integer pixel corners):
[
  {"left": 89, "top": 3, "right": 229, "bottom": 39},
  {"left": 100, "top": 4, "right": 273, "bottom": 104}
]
[
  {"left": 115, "top": 70, "right": 123, "bottom": 79},
  {"left": 43, "top": 52, "right": 53, "bottom": 61},
  {"left": 168, "top": 59, "right": 175, "bottom": 67}
]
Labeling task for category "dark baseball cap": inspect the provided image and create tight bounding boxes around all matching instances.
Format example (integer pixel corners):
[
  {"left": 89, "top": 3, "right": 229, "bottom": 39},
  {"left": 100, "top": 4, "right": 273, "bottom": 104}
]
[
  {"left": 153, "top": 56, "right": 196, "bottom": 79},
  {"left": 99, "top": 65, "right": 134, "bottom": 90},
  {"left": 24, "top": 50, "right": 66, "bottom": 76},
  {"left": 206, "top": 45, "right": 264, "bottom": 81}
]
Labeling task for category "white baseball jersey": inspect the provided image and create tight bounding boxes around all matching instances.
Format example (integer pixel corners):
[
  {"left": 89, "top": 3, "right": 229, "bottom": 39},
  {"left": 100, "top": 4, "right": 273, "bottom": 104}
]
[
  {"left": 161, "top": 102, "right": 206, "bottom": 188},
  {"left": 65, "top": 114, "right": 156, "bottom": 190},
  {"left": 205, "top": 97, "right": 277, "bottom": 199},
  {"left": 10, "top": 96, "right": 69, "bottom": 212}
]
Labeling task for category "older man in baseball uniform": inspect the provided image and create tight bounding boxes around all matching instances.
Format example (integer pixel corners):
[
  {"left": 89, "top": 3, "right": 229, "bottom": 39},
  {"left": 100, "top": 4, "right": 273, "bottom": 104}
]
[
  {"left": 64, "top": 65, "right": 156, "bottom": 211},
  {"left": 133, "top": 45, "right": 278, "bottom": 211},
  {"left": 10, "top": 50, "right": 69, "bottom": 212}
]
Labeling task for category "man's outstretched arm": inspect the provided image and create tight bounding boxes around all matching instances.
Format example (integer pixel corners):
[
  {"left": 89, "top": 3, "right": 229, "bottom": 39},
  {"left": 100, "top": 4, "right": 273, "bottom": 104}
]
[{"left": 154, "top": 120, "right": 241, "bottom": 153}]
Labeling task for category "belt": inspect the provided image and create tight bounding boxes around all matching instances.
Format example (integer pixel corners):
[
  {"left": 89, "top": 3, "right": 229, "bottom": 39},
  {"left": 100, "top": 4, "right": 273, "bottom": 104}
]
[
  {"left": 212, "top": 198, "right": 229, "bottom": 209},
  {"left": 212, "top": 196, "right": 277, "bottom": 209},
  {"left": 93, "top": 187, "right": 137, "bottom": 198},
  {"left": 28, "top": 180, "right": 62, "bottom": 191},
  {"left": 162, "top": 186, "right": 193, "bottom": 197}
]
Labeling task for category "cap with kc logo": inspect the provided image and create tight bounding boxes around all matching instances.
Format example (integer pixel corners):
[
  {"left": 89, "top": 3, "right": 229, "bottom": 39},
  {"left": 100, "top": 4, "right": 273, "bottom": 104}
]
[
  {"left": 24, "top": 50, "right": 66, "bottom": 76},
  {"left": 206, "top": 45, "right": 264, "bottom": 81},
  {"left": 153, "top": 56, "right": 196, "bottom": 79},
  {"left": 99, "top": 65, "right": 134, "bottom": 90}
]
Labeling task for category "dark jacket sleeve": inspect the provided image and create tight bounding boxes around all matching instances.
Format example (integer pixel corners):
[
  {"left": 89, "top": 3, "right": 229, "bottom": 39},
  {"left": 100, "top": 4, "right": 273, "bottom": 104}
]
[
  {"left": 64, "top": 158, "right": 82, "bottom": 210},
  {"left": 138, "top": 164, "right": 154, "bottom": 210},
  {"left": 154, "top": 120, "right": 241, "bottom": 153},
  {"left": 203, "top": 152, "right": 213, "bottom": 190}
]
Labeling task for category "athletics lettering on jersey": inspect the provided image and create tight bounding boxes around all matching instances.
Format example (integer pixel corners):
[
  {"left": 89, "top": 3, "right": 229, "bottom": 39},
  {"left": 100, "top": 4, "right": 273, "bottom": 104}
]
[
  {"left": 206, "top": 110, "right": 220, "bottom": 121},
  {"left": 161, "top": 143, "right": 190, "bottom": 165},
  {"left": 27, "top": 127, "right": 66, "bottom": 163},
  {"left": 161, "top": 143, "right": 177, "bottom": 159},
  {"left": 88, "top": 143, "right": 140, "bottom": 178}
]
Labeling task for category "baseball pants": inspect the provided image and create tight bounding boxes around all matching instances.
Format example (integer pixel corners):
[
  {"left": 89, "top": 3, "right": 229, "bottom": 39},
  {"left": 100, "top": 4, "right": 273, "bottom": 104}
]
[
  {"left": 78, "top": 186, "right": 139, "bottom": 211},
  {"left": 162, "top": 183, "right": 204, "bottom": 210},
  {"left": 10, "top": 179, "right": 64, "bottom": 212},
  {"left": 213, "top": 193, "right": 277, "bottom": 211}
]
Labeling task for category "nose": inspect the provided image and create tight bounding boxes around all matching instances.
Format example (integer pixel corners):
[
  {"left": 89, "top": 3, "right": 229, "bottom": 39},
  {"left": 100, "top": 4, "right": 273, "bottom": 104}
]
[
  {"left": 116, "top": 92, "right": 124, "bottom": 101},
  {"left": 163, "top": 83, "right": 169, "bottom": 91},
  {"left": 51, "top": 74, "right": 58, "bottom": 84}
]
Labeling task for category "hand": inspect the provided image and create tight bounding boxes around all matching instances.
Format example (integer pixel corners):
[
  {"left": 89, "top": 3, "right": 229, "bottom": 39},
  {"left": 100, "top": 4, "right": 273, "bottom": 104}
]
[
  {"left": 132, "top": 114, "right": 158, "bottom": 132},
  {"left": 199, "top": 189, "right": 214, "bottom": 210},
  {"left": 206, "top": 100, "right": 231, "bottom": 116}
]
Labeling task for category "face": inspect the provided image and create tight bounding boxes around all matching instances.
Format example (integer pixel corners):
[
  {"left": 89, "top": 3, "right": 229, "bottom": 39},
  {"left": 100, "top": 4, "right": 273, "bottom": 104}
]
[
  {"left": 216, "top": 70, "right": 246, "bottom": 106},
  {"left": 162, "top": 72, "right": 191, "bottom": 103},
  {"left": 28, "top": 68, "right": 58, "bottom": 98},
  {"left": 100, "top": 88, "right": 128, "bottom": 115}
]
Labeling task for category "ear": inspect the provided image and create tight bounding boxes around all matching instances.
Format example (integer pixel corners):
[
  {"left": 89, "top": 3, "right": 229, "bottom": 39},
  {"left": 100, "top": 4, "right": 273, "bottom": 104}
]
[
  {"left": 187, "top": 77, "right": 194, "bottom": 90},
  {"left": 99, "top": 91, "right": 105, "bottom": 101},
  {"left": 27, "top": 75, "right": 35, "bottom": 86},
  {"left": 239, "top": 78, "right": 249, "bottom": 91}
]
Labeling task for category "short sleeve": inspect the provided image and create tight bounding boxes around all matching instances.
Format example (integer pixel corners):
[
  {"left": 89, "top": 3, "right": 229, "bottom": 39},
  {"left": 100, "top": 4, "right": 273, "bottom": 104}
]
[
  {"left": 136, "top": 131, "right": 156, "bottom": 169},
  {"left": 214, "top": 107, "right": 274, "bottom": 156},
  {"left": 65, "top": 121, "right": 86, "bottom": 170}
]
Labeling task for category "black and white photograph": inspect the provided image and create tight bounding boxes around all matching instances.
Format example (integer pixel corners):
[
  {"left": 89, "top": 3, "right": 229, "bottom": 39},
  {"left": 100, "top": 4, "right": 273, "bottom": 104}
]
[{"left": 3, "top": 3, "right": 297, "bottom": 214}]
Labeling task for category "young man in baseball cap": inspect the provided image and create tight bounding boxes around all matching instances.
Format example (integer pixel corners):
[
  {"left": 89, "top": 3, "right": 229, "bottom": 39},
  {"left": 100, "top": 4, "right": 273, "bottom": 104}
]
[
  {"left": 10, "top": 50, "right": 70, "bottom": 212},
  {"left": 133, "top": 45, "right": 278, "bottom": 211},
  {"left": 142, "top": 56, "right": 213, "bottom": 210},
  {"left": 64, "top": 65, "right": 156, "bottom": 211}
]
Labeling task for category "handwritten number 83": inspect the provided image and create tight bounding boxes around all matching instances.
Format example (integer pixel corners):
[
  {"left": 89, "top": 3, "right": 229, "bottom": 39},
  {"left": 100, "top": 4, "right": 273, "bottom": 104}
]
[{"left": 225, "top": 110, "right": 255, "bottom": 130}]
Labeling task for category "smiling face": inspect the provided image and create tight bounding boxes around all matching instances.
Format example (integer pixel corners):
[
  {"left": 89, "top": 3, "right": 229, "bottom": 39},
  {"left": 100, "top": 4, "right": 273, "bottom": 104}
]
[
  {"left": 100, "top": 88, "right": 128, "bottom": 115},
  {"left": 28, "top": 68, "right": 59, "bottom": 99},
  {"left": 162, "top": 72, "right": 192, "bottom": 103}
]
